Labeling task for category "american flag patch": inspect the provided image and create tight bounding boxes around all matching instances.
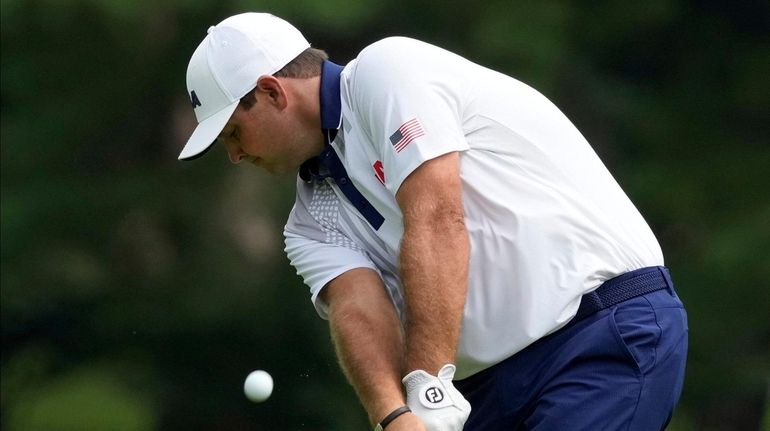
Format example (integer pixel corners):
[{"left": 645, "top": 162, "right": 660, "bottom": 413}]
[{"left": 389, "top": 118, "right": 425, "bottom": 153}]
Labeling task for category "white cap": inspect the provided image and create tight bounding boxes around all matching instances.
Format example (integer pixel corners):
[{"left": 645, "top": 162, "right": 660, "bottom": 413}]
[{"left": 179, "top": 13, "right": 310, "bottom": 160}]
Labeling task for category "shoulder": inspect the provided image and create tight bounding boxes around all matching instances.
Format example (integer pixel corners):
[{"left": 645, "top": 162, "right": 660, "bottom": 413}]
[
  {"left": 350, "top": 37, "right": 444, "bottom": 79},
  {"left": 358, "top": 36, "right": 426, "bottom": 60},
  {"left": 345, "top": 37, "right": 454, "bottom": 102}
]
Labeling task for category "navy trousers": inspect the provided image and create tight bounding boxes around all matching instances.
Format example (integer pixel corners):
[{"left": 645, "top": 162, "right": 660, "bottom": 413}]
[{"left": 455, "top": 270, "right": 688, "bottom": 430}]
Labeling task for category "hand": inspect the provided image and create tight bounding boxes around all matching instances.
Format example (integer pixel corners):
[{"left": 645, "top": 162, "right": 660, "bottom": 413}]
[{"left": 402, "top": 364, "right": 471, "bottom": 431}]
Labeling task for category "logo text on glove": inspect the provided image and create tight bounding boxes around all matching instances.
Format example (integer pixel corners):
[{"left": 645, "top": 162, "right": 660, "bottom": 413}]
[{"left": 424, "top": 387, "right": 445, "bottom": 404}]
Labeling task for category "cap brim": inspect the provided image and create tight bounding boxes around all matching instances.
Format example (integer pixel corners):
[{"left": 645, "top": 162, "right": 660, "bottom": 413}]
[{"left": 178, "top": 101, "right": 239, "bottom": 160}]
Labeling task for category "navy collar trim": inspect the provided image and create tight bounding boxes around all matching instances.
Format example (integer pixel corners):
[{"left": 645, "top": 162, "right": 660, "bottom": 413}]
[
  {"left": 319, "top": 60, "right": 344, "bottom": 132},
  {"left": 301, "top": 60, "right": 385, "bottom": 230}
]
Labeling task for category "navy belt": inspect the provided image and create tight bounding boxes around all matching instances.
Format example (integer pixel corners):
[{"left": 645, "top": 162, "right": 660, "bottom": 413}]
[{"left": 574, "top": 266, "right": 673, "bottom": 321}]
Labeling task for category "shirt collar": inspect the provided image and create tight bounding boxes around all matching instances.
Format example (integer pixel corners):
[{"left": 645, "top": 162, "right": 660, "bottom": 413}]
[
  {"left": 319, "top": 60, "right": 344, "bottom": 133},
  {"left": 299, "top": 60, "right": 344, "bottom": 182}
]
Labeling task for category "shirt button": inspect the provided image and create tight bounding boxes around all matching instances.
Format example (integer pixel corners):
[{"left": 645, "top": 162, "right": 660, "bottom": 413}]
[{"left": 339, "top": 177, "right": 348, "bottom": 185}]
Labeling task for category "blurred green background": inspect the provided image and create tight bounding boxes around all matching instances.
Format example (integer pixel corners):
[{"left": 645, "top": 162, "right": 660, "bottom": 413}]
[{"left": 2, "top": 0, "right": 769, "bottom": 429}]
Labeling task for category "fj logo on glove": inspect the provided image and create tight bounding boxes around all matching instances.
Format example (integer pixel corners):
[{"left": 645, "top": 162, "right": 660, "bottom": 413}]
[{"left": 424, "top": 387, "right": 445, "bottom": 404}]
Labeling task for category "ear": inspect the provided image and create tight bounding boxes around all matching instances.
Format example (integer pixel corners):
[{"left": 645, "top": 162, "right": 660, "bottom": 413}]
[{"left": 255, "top": 76, "right": 288, "bottom": 109}]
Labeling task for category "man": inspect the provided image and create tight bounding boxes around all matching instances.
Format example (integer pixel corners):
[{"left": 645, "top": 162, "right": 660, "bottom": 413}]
[{"left": 179, "top": 12, "right": 688, "bottom": 430}]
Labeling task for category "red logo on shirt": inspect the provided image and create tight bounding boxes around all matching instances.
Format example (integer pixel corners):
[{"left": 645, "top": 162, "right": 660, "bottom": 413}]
[{"left": 373, "top": 160, "right": 385, "bottom": 185}]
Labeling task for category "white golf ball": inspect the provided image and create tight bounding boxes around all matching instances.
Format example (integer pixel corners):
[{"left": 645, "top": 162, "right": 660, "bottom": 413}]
[{"left": 244, "top": 370, "right": 273, "bottom": 402}]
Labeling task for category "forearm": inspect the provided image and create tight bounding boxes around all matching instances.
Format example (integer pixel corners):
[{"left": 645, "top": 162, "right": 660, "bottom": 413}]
[
  {"left": 400, "top": 210, "right": 469, "bottom": 373},
  {"left": 323, "top": 268, "right": 408, "bottom": 425},
  {"left": 396, "top": 151, "right": 469, "bottom": 375}
]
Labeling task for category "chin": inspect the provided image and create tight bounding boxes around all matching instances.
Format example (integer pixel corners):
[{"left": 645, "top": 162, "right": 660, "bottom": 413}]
[{"left": 264, "top": 165, "right": 291, "bottom": 176}]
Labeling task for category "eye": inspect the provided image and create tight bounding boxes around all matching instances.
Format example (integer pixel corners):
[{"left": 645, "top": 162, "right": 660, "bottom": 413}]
[{"left": 217, "top": 125, "right": 238, "bottom": 143}]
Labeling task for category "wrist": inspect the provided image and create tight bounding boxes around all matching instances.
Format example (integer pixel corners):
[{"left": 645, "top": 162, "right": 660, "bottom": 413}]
[
  {"left": 368, "top": 391, "right": 407, "bottom": 425},
  {"left": 406, "top": 341, "right": 457, "bottom": 376},
  {"left": 374, "top": 405, "right": 412, "bottom": 431}
]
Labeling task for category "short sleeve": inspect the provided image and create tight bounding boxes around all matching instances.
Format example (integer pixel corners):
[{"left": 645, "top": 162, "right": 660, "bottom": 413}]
[
  {"left": 284, "top": 179, "right": 378, "bottom": 319},
  {"left": 348, "top": 37, "right": 470, "bottom": 195}
]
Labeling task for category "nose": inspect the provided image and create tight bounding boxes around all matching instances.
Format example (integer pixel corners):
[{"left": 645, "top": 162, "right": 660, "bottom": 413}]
[{"left": 225, "top": 144, "right": 246, "bottom": 164}]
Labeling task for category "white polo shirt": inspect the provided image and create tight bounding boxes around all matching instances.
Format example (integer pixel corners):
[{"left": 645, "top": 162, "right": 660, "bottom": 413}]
[{"left": 284, "top": 37, "right": 663, "bottom": 379}]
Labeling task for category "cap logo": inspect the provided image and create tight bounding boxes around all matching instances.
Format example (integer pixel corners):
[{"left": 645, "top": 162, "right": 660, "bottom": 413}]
[{"left": 190, "top": 90, "right": 202, "bottom": 108}]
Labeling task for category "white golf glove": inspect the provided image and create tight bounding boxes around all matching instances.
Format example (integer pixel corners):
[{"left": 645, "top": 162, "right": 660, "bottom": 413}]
[{"left": 402, "top": 364, "right": 471, "bottom": 431}]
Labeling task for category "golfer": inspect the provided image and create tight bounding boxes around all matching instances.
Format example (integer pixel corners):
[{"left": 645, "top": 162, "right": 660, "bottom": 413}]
[{"left": 179, "top": 12, "right": 688, "bottom": 430}]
